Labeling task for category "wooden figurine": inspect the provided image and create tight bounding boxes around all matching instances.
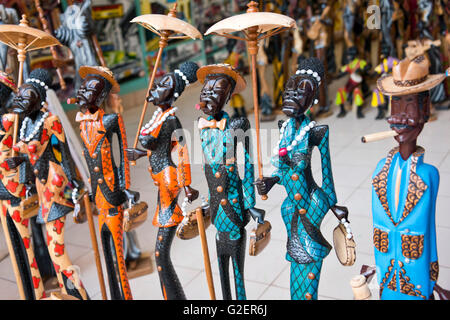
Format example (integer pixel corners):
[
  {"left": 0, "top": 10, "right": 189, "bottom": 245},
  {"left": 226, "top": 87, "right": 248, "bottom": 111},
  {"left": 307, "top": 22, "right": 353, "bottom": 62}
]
[
  {"left": 126, "top": 61, "right": 199, "bottom": 300},
  {"left": 335, "top": 46, "right": 370, "bottom": 118},
  {"left": 370, "top": 56, "right": 450, "bottom": 299},
  {"left": 196, "top": 63, "right": 264, "bottom": 300},
  {"left": 74, "top": 65, "right": 139, "bottom": 300},
  {"left": 255, "top": 58, "right": 353, "bottom": 300},
  {"left": 7, "top": 68, "right": 88, "bottom": 299},
  {"left": 306, "top": 0, "right": 333, "bottom": 118},
  {"left": 0, "top": 71, "right": 47, "bottom": 300},
  {"left": 371, "top": 44, "right": 399, "bottom": 120},
  {"left": 54, "top": 0, "right": 98, "bottom": 90}
]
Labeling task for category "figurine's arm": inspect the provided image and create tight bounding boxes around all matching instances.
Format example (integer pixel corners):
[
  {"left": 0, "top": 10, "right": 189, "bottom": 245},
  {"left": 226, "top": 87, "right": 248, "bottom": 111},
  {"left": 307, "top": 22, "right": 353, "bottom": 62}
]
[
  {"left": 230, "top": 117, "right": 255, "bottom": 210},
  {"left": 169, "top": 116, "right": 198, "bottom": 202},
  {"left": 50, "top": 118, "right": 84, "bottom": 190},
  {"left": 112, "top": 113, "right": 130, "bottom": 190},
  {"left": 310, "top": 125, "right": 337, "bottom": 208}
]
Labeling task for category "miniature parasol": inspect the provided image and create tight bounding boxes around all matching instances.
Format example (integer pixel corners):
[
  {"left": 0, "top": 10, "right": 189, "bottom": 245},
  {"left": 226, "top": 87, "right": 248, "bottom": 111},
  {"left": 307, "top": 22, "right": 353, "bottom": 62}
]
[
  {"left": 0, "top": 15, "right": 61, "bottom": 157},
  {"left": 205, "top": 1, "right": 296, "bottom": 200},
  {"left": 130, "top": 3, "right": 202, "bottom": 161},
  {"left": 0, "top": 14, "right": 61, "bottom": 87}
]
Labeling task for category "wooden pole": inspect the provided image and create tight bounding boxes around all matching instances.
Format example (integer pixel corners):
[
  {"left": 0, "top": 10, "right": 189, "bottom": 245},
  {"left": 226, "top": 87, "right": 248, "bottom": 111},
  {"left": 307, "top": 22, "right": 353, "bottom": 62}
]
[
  {"left": 33, "top": 0, "right": 66, "bottom": 90},
  {"left": 131, "top": 4, "right": 178, "bottom": 164},
  {"left": 246, "top": 2, "right": 267, "bottom": 200},
  {"left": 0, "top": 203, "right": 26, "bottom": 300},
  {"left": 83, "top": 193, "right": 107, "bottom": 300},
  {"left": 195, "top": 207, "right": 215, "bottom": 300}
]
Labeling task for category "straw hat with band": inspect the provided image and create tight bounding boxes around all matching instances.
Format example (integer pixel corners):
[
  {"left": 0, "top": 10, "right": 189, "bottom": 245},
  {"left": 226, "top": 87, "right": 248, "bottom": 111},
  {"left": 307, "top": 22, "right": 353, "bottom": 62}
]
[
  {"left": 0, "top": 71, "right": 17, "bottom": 92},
  {"left": 78, "top": 65, "right": 120, "bottom": 94},
  {"left": 377, "top": 55, "right": 449, "bottom": 96},
  {"left": 197, "top": 63, "right": 246, "bottom": 94}
]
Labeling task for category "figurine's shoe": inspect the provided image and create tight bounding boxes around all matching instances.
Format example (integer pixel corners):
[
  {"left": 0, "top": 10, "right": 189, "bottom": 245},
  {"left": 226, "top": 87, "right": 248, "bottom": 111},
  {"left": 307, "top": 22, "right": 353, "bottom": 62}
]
[
  {"left": 357, "top": 107, "right": 365, "bottom": 119},
  {"left": 337, "top": 105, "right": 347, "bottom": 118},
  {"left": 375, "top": 107, "right": 386, "bottom": 120}
]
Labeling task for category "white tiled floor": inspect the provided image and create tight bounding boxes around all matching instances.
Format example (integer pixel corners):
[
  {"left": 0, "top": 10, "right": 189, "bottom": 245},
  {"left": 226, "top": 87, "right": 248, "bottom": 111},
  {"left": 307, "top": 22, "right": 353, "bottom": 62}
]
[{"left": 1, "top": 73, "right": 450, "bottom": 300}]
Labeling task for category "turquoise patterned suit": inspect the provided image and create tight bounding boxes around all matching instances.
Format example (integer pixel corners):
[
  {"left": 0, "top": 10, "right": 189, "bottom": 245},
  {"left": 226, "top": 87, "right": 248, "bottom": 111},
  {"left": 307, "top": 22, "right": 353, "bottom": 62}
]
[
  {"left": 372, "top": 146, "right": 439, "bottom": 300},
  {"left": 272, "top": 115, "right": 337, "bottom": 300},
  {"left": 200, "top": 111, "right": 255, "bottom": 300}
]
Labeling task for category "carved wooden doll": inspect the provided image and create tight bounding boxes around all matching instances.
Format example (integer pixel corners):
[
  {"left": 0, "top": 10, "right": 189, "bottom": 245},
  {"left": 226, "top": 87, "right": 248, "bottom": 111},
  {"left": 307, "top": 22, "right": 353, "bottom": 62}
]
[
  {"left": 75, "top": 66, "right": 138, "bottom": 300},
  {"left": 126, "top": 61, "right": 199, "bottom": 300},
  {"left": 0, "top": 71, "right": 47, "bottom": 299},
  {"left": 372, "top": 56, "right": 449, "bottom": 299},
  {"left": 54, "top": 0, "right": 97, "bottom": 90},
  {"left": 196, "top": 63, "right": 263, "bottom": 300},
  {"left": 335, "top": 46, "right": 370, "bottom": 119},
  {"left": 371, "top": 44, "right": 399, "bottom": 120},
  {"left": 255, "top": 58, "right": 350, "bottom": 300},
  {"left": 7, "top": 68, "right": 88, "bottom": 299}
]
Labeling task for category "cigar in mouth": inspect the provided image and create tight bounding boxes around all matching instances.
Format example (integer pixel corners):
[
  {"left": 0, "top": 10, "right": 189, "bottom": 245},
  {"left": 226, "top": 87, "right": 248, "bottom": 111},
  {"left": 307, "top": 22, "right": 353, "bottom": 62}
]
[
  {"left": 67, "top": 97, "right": 78, "bottom": 104},
  {"left": 361, "top": 130, "right": 398, "bottom": 143},
  {"left": 195, "top": 101, "right": 206, "bottom": 110}
]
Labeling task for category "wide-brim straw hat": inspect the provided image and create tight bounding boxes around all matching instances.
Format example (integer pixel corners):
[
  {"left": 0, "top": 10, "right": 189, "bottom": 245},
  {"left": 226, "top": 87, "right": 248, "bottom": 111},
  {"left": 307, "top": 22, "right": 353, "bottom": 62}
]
[
  {"left": 0, "top": 71, "right": 17, "bottom": 92},
  {"left": 79, "top": 65, "right": 120, "bottom": 94},
  {"left": 377, "top": 55, "right": 447, "bottom": 96},
  {"left": 197, "top": 63, "right": 246, "bottom": 94}
]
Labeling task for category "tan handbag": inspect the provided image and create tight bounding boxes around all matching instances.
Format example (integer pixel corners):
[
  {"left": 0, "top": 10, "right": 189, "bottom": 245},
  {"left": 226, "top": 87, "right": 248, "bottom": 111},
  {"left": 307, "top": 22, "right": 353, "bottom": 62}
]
[
  {"left": 333, "top": 223, "right": 356, "bottom": 266},
  {"left": 123, "top": 202, "right": 148, "bottom": 232},
  {"left": 249, "top": 221, "right": 272, "bottom": 256},
  {"left": 21, "top": 193, "right": 39, "bottom": 220},
  {"left": 176, "top": 206, "right": 211, "bottom": 240}
]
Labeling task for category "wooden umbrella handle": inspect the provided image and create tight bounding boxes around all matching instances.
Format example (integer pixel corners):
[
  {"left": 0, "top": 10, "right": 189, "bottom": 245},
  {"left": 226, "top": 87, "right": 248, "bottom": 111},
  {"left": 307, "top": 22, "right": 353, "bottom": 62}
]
[
  {"left": 196, "top": 207, "right": 215, "bottom": 300},
  {"left": 83, "top": 193, "right": 107, "bottom": 300},
  {"left": 131, "top": 38, "right": 167, "bottom": 165}
]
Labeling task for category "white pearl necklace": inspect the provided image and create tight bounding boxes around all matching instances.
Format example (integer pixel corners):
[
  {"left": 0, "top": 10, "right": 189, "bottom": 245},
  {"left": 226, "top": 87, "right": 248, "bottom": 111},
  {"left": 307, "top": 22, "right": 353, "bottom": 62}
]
[
  {"left": 20, "top": 111, "right": 49, "bottom": 142},
  {"left": 273, "top": 119, "right": 316, "bottom": 155},
  {"left": 181, "top": 195, "right": 208, "bottom": 216},
  {"left": 140, "top": 107, "right": 177, "bottom": 135}
]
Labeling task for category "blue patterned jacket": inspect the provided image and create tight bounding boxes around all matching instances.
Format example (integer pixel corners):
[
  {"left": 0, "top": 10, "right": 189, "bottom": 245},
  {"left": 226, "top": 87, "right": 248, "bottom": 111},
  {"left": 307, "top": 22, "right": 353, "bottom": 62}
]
[
  {"left": 199, "top": 111, "right": 255, "bottom": 240},
  {"left": 372, "top": 146, "right": 439, "bottom": 300}
]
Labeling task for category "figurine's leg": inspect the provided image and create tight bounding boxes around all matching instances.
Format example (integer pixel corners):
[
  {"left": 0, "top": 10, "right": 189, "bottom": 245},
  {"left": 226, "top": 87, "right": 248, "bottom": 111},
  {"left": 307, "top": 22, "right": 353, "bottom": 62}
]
[
  {"left": 0, "top": 202, "right": 46, "bottom": 299},
  {"left": 354, "top": 87, "right": 365, "bottom": 119},
  {"left": 230, "top": 228, "right": 246, "bottom": 300},
  {"left": 45, "top": 216, "right": 89, "bottom": 300},
  {"left": 155, "top": 226, "right": 185, "bottom": 300},
  {"left": 98, "top": 207, "right": 133, "bottom": 300},
  {"left": 290, "top": 260, "right": 323, "bottom": 300},
  {"left": 30, "top": 215, "right": 55, "bottom": 280},
  {"left": 336, "top": 88, "right": 348, "bottom": 118},
  {"left": 216, "top": 233, "right": 232, "bottom": 300}
]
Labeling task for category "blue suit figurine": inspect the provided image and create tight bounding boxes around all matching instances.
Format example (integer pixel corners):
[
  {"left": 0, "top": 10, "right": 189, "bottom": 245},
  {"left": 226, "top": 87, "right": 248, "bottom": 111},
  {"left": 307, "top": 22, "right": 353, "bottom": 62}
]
[
  {"left": 371, "top": 55, "right": 449, "bottom": 299},
  {"left": 255, "top": 58, "right": 352, "bottom": 300},
  {"left": 196, "top": 64, "right": 264, "bottom": 300}
]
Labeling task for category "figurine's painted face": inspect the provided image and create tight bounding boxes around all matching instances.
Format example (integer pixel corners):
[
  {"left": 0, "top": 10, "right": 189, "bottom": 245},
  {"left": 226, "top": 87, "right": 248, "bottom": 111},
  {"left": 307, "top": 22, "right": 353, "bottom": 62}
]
[
  {"left": 387, "top": 93, "right": 430, "bottom": 144},
  {"left": 282, "top": 75, "right": 317, "bottom": 118},
  {"left": 199, "top": 74, "right": 233, "bottom": 117},
  {"left": 77, "top": 75, "right": 106, "bottom": 114},
  {"left": 11, "top": 84, "right": 41, "bottom": 118},
  {"left": 147, "top": 73, "right": 175, "bottom": 107}
]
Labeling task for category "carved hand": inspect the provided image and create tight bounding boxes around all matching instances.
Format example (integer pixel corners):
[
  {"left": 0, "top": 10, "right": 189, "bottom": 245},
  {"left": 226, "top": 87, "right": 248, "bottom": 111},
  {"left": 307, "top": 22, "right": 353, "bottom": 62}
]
[
  {"left": 254, "top": 176, "right": 280, "bottom": 195},
  {"left": 5, "top": 156, "right": 25, "bottom": 170},
  {"left": 184, "top": 185, "right": 199, "bottom": 203},
  {"left": 331, "top": 205, "right": 349, "bottom": 222},
  {"left": 124, "top": 189, "right": 140, "bottom": 205},
  {"left": 248, "top": 207, "right": 266, "bottom": 224},
  {"left": 125, "top": 148, "right": 147, "bottom": 162}
]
